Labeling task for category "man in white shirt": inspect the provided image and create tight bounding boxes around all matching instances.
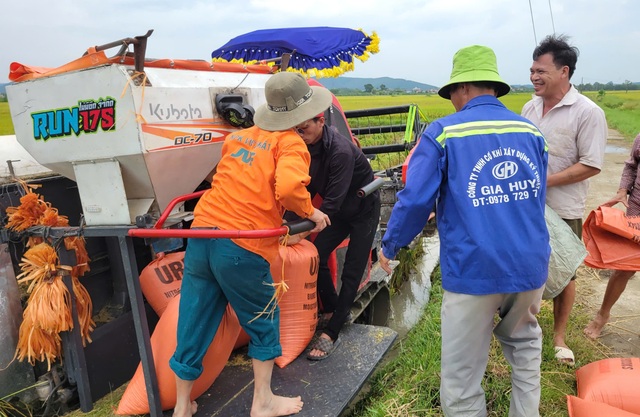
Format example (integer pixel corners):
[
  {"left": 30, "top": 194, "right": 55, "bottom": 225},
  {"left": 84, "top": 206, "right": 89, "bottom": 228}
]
[{"left": 522, "top": 34, "right": 607, "bottom": 366}]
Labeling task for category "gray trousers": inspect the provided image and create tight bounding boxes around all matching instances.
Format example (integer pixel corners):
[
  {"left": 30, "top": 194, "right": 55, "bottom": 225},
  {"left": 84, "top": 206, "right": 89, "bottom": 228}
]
[{"left": 440, "top": 286, "right": 544, "bottom": 417}]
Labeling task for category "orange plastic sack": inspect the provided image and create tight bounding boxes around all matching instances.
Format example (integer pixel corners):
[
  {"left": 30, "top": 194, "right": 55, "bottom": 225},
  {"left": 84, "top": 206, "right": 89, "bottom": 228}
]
[
  {"left": 325, "top": 238, "right": 372, "bottom": 293},
  {"left": 231, "top": 303, "right": 250, "bottom": 350},
  {"left": 139, "top": 252, "right": 184, "bottom": 316},
  {"left": 567, "top": 396, "right": 640, "bottom": 417},
  {"left": 583, "top": 208, "right": 640, "bottom": 270},
  {"left": 116, "top": 297, "right": 240, "bottom": 415},
  {"left": 402, "top": 146, "right": 417, "bottom": 184},
  {"left": 576, "top": 358, "right": 640, "bottom": 414},
  {"left": 270, "top": 239, "right": 319, "bottom": 368},
  {"left": 597, "top": 205, "right": 640, "bottom": 243},
  {"left": 233, "top": 327, "right": 251, "bottom": 350}
]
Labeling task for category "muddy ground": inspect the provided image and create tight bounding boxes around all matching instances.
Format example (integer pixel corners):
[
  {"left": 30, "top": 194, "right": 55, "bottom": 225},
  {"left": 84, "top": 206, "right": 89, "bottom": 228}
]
[{"left": 579, "top": 129, "right": 640, "bottom": 357}]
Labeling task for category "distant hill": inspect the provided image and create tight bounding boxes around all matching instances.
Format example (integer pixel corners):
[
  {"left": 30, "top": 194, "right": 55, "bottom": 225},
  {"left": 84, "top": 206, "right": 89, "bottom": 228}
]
[
  {"left": 0, "top": 78, "right": 433, "bottom": 95},
  {"left": 316, "top": 76, "right": 437, "bottom": 92},
  {"left": 3, "top": 78, "right": 636, "bottom": 97}
]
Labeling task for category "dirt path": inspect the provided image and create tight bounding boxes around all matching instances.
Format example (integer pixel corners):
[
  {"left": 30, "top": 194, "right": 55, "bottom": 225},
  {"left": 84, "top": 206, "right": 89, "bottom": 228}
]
[{"left": 579, "top": 129, "right": 640, "bottom": 357}]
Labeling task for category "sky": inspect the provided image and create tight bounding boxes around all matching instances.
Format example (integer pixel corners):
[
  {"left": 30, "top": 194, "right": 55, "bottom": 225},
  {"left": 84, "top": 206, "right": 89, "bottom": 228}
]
[{"left": 1, "top": 0, "right": 638, "bottom": 88}]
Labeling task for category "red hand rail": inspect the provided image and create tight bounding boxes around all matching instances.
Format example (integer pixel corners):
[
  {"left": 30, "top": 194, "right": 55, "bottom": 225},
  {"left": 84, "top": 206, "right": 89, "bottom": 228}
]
[
  {"left": 153, "top": 190, "right": 206, "bottom": 229},
  {"left": 128, "top": 226, "right": 290, "bottom": 239},
  {"left": 128, "top": 190, "right": 314, "bottom": 239}
]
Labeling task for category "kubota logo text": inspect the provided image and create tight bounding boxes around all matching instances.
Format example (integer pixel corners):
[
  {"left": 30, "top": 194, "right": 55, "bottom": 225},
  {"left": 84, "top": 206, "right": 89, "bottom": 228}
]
[{"left": 31, "top": 97, "right": 116, "bottom": 140}]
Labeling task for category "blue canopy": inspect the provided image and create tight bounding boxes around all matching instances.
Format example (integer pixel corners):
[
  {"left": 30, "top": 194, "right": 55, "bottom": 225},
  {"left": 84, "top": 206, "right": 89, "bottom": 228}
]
[{"left": 211, "top": 27, "right": 379, "bottom": 78}]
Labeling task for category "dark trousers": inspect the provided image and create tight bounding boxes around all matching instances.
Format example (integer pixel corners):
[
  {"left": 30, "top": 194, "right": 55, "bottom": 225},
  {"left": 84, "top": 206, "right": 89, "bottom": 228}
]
[
  {"left": 563, "top": 218, "right": 582, "bottom": 281},
  {"left": 315, "top": 197, "right": 381, "bottom": 341}
]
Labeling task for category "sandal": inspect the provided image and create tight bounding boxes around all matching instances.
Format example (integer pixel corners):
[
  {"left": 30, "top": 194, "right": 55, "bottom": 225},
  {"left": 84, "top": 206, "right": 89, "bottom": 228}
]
[
  {"left": 554, "top": 346, "right": 575, "bottom": 367},
  {"left": 307, "top": 336, "right": 341, "bottom": 361}
]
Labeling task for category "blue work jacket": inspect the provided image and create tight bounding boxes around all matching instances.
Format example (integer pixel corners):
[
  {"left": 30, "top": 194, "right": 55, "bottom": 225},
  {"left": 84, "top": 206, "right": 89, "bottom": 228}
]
[{"left": 382, "top": 95, "right": 550, "bottom": 295}]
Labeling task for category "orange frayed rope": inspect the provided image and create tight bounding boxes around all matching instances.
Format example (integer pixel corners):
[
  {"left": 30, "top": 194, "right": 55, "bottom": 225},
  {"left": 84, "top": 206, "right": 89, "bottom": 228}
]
[{"left": 6, "top": 181, "right": 93, "bottom": 370}]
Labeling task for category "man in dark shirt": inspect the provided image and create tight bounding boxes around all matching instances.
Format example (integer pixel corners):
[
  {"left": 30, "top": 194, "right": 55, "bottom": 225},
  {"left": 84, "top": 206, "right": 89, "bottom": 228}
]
[{"left": 287, "top": 110, "right": 381, "bottom": 360}]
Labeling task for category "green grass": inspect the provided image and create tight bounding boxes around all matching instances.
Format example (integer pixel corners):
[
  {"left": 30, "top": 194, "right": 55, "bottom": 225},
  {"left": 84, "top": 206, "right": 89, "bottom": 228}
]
[
  {"left": 64, "top": 385, "right": 129, "bottom": 417},
  {"left": 350, "top": 270, "right": 445, "bottom": 416},
  {"left": 347, "top": 265, "right": 608, "bottom": 417},
  {"left": 583, "top": 90, "right": 640, "bottom": 140},
  {"left": 0, "top": 102, "right": 14, "bottom": 135}
]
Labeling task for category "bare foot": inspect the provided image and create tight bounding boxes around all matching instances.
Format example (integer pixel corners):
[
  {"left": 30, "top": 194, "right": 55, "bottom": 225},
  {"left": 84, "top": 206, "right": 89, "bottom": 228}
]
[
  {"left": 584, "top": 312, "right": 610, "bottom": 340},
  {"left": 251, "top": 394, "right": 303, "bottom": 417},
  {"left": 173, "top": 400, "right": 197, "bottom": 417}
]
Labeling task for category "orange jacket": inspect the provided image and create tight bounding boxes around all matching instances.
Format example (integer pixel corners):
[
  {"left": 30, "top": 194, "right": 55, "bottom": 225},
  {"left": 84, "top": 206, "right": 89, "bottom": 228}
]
[{"left": 192, "top": 126, "right": 314, "bottom": 262}]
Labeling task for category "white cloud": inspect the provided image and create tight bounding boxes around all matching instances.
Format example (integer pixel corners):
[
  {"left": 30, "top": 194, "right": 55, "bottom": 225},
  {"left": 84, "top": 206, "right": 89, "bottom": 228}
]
[{"left": 1, "top": 0, "right": 638, "bottom": 87}]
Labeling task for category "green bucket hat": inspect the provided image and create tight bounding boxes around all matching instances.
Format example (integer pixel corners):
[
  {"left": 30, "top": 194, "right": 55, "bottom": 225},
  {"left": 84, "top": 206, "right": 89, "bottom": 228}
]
[{"left": 438, "top": 45, "right": 511, "bottom": 100}]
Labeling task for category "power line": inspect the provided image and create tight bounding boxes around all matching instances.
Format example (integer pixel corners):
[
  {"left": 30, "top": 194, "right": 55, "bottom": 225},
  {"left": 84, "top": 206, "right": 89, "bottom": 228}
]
[
  {"left": 530, "top": 0, "right": 556, "bottom": 44},
  {"left": 548, "top": 0, "right": 556, "bottom": 33},
  {"left": 528, "top": 0, "right": 537, "bottom": 44}
]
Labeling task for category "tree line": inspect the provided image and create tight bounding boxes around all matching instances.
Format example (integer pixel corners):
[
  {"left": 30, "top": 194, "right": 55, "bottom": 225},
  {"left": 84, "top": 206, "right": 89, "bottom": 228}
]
[
  {"left": 576, "top": 80, "right": 638, "bottom": 92},
  {"left": 329, "top": 80, "right": 638, "bottom": 97}
]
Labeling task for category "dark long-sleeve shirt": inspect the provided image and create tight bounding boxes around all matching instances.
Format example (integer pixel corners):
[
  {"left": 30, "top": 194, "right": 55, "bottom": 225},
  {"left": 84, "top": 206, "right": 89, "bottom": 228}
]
[
  {"left": 619, "top": 133, "right": 640, "bottom": 216},
  {"left": 307, "top": 125, "right": 377, "bottom": 220}
]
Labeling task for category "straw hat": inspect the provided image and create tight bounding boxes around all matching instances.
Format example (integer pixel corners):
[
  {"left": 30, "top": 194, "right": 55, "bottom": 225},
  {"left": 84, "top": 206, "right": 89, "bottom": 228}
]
[
  {"left": 254, "top": 72, "right": 332, "bottom": 131},
  {"left": 438, "top": 45, "right": 511, "bottom": 100}
]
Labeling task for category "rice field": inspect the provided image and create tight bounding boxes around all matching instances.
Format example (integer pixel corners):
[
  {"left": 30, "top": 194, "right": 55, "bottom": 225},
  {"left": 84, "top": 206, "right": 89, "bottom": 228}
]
[
  {"left": 3, "top": 90, "right": 640, "bottom": 141},
  {"left": 341, "top": 90, "right": 640, "bottom": 143},
  {"left": 583, "top": 90, "right": 640, "bottom": 140},
  {"left": 338, "top": 92, "right": 532, "bottom": 120},
  {"left": 340, "top": 93, "right": 535, "bottom": 171},
  {"left": 0, "top": 102, "right": 13, "bottom": 136}
]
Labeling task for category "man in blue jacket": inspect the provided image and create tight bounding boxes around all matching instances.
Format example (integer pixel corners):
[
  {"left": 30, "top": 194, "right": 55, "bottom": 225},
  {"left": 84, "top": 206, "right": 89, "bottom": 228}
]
[{"left": 379, "top": 45, "right": 550, "bottom": 417}]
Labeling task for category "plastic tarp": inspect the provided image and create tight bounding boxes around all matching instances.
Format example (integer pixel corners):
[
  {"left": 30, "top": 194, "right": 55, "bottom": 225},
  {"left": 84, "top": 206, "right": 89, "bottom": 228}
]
[
  {"left": 544, "top": 205, "right": 587, "bottom": 299},
  {"left": 9, "top": 49, "right": 274, "bottom": 82},
  {"left": 584, "top": 204, "right": 640, "bottom": 271}
]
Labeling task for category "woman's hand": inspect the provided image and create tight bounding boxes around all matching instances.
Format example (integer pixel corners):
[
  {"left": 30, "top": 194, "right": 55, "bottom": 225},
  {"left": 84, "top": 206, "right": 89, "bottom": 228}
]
[{"left": 602, "top": 188, "right": 629, "bottom": 207}]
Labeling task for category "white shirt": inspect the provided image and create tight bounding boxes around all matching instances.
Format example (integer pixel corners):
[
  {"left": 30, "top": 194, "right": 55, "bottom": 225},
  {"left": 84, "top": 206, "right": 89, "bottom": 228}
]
[{"left": 522, "top": 85, "right": 608, "bottom": 219}]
